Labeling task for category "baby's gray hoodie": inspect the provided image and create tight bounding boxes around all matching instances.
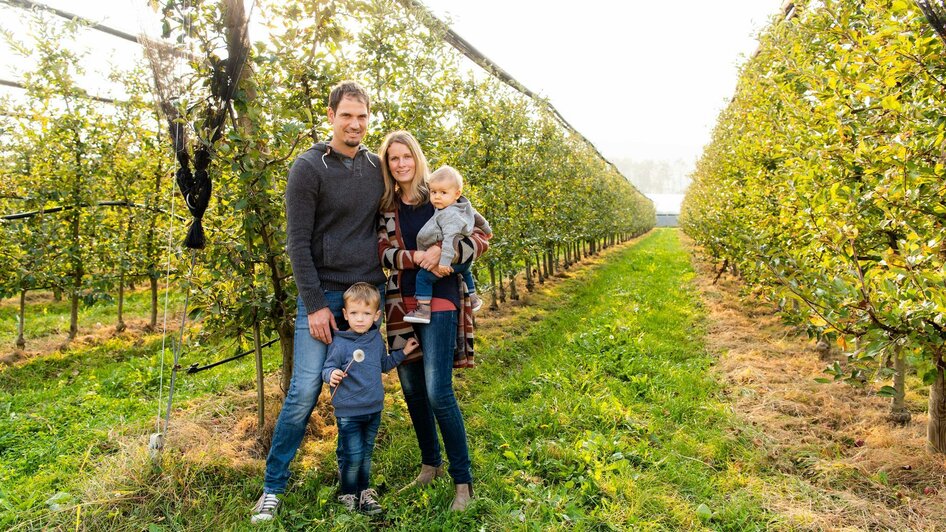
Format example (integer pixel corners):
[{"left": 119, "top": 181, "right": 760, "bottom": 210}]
[{"left": 415, "top": 196, "right": 492, "bottom": 266}]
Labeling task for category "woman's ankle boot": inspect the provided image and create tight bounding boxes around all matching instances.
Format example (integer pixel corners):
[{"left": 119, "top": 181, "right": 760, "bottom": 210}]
[
  {"left": 415, "top": 464, "right": 444, "bottom": 486},
  {"left": 450, "top": 483, "right": 473, "bottom": 511}
]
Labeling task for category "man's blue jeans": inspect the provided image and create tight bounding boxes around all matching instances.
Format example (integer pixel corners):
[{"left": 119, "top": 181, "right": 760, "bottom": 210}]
[
  {"left": 335, "top": 412, "right": 381, "bottom": 495},
  {"left": 396, "top": 309, "right": 472, "bottom": 484},
  {"left": 263, "top": 294, "right": 346, "bottom": 494}
]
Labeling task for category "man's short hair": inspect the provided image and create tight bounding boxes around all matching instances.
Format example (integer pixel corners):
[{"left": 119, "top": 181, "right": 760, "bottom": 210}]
[
  {"left": 427, "top": 165, "right": 464, "bottom": 191},
  {"left": 343, "top": 282, "right": 381, "bottom": 311},
  {"left": 329, "top": 80, "right": 370, "bottom": 112}
]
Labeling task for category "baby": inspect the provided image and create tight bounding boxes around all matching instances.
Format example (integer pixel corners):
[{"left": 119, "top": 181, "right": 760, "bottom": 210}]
[{"left": 404, "top": 165, "right": 492, "bottom": 324}]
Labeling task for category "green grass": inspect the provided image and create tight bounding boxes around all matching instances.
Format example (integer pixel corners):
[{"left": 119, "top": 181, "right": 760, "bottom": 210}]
[
  {"left": 0, "top": 287, "right": 184, "bottom": 347},
  {"left": 10, "top": 229, "right": 781, "bottom": 530}
]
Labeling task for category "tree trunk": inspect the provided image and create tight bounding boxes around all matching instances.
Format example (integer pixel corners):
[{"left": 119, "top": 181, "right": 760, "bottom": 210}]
[
  {"left": 69, "top": 285, "right": 80, "bottom": 340},
  {"left": 889, "top": 346, "right": 911, "bottom": 425},
  {"left": 117, "top": 214, "right": 129, "bottom": 333},
  {"left": 929, "top": 354, "right": 946, "bottom": 453},
  {"left": 116, "top": 268, "right": 126, "bottom": 333},
  {"left": 508, "top": 270, "right": 519, "bottom": 301},
  {"left": 525, "top": 256, "right": 534, "bottom": 292},
  {"left": 278, "top": 318, "right": 294, "bottom": 396},
  {"left": 564, "top": 243, "right": 571, "bottom": 268},
  {"left": 498, "top": 267, "right": 506, "bottom": 303},
  {"left": 150, "top": 277, "right": 159, "bottom": 330},
  {"left": 68, "top": 210, "right": 82, "bottom": 341},
  {"left": 536, "top": 252, "right": 545, "bottom": 284},
  {"left": 488, "top": 263, "right": 499, "bottom": 310},
  {"left": 15, "top": 290, "right": 26, "bottom": 349},
  {"left": 53, "top": 287, "right": 62, "bottom": 302},
  {"left": 253, "top": 320, "right": 265, "bottom": 436}
]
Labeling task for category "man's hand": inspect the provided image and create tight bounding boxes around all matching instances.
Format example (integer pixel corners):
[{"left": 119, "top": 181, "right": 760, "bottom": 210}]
[
  {"left": 308, "top": 307, "right": 338, "bottom": 344},
  {"left": 329, "top": 369, "right": 345, "bottom": 387},
  {"left": 403, "top": 337, "right": 420, "bottom": 355}
]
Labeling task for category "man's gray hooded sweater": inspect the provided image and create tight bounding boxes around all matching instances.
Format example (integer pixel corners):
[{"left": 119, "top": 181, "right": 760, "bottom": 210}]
[
  {"left": 285, "top": 142, "right": 385, "bottom": 313},
  {"left": 321, "top": 326, "right": 406, "bottom": 418}
]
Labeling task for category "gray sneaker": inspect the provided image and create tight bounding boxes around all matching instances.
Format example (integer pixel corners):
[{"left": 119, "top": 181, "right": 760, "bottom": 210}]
[
  {"left": 403, "top": 302, "right": 431, "bottom": 324},
  {"left": 338, "top": 493, "right": 358, "bottom": 512},
  {"left": 250, "top": 492, "right": 280, "bottom": 523},
  {"left": 359, "top": 488, "right": 382, "bottom": 515},
  {"left": 470, "top": 293, "right": 484, "bottom": 312}
]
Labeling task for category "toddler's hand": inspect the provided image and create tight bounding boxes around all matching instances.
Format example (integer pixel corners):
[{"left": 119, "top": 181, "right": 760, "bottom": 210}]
[
  {"left": 329, "top": 369, "right": 346, "bottom": 387},
  {"left": 435, "top": 264, "right": 453, "bottom": 276},
  {"left": 403, "top": 337, "right": 420, "bottom": 355}
]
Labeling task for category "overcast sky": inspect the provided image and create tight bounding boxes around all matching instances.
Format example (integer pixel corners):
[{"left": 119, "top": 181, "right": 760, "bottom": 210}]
[{"left": 1, "top": 1, "right": 785, "bottom": 207}]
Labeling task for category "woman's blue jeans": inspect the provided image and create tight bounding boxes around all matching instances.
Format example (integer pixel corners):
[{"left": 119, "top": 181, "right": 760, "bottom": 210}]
[
  {"left": 263, "top": 295, "right": 346, "bottom": 494},
  {"left": 335, "top": 412, "right": 381, "bottom": 495},
  {"left": 396, "top": 309, "right": 472, "bottom": 484}
]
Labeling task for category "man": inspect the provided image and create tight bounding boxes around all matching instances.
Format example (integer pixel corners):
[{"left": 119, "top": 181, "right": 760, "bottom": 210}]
[{"left": 252, "top": 80, "right": 386, "bottom": 523}]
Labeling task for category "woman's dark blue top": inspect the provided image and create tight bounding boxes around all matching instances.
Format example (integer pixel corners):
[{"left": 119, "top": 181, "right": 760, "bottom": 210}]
[{"left": 397, "top": 200, "right": 461, "bottom": 309}]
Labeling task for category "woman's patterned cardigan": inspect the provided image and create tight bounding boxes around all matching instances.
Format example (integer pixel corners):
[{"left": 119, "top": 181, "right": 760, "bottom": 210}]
[{"left": 378, "top": 209, "right": 491, "bottom": 368}]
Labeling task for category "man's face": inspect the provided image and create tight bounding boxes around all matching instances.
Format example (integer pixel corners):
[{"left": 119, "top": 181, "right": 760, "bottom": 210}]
[{"left": 327, "top": 96, "right": 369, "bottom": 148}]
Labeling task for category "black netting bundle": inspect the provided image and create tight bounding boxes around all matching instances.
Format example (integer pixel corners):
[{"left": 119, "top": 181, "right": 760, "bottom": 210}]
[{"left": 174, "top": 147, "right": 212, "bottom": 249}]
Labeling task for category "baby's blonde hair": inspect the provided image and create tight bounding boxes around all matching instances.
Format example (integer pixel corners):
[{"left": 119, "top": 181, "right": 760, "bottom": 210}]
[
  {"left": 427, "top": 165, "right": 463, "bottom": 191},
  {"left": 343, "top": 282, "right": 381, "bottom": 312}
]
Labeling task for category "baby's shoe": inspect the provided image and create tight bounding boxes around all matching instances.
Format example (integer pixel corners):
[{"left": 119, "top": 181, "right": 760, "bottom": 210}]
[
  {"left": 469, "top": 293, "right": 483, "bottom": 312},
  {"left": 404, "top": 302, "right": 431, "bottom": 324}
]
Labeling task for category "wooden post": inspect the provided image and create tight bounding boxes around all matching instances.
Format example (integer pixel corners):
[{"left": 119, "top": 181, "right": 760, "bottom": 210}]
[
  {"left": 253, "top": 320, "right": 265, "bottom": 435},
  {"left": 16, "top": 290, "right": 26, "bottom": 349}
]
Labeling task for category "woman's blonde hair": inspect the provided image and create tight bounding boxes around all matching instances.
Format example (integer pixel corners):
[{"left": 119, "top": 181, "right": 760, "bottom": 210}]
[{"left": 378, "top": 130, "right": 429, "bottom": 212}]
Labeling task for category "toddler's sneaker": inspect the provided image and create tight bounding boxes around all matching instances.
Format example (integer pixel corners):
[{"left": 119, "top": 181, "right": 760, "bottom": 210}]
[
  {"left": 250, "top": 492, "right": 280, "bottom": 523},
  {"left": 338, "top": 493, "right": 359, "bottom": 512},
  {"left": 470, "top": 293, "right": 483, "bottom": 312},
  {"left": 359, "top": 488, "right": 382, "bottom": 515},
  {"left": 403, "top": 302, "right": 431, "bottom": 324}
]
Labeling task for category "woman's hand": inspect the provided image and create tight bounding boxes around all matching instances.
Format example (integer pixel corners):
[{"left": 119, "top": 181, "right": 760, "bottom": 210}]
[{"left": 418, "top": 245, "right": 442, "bottom": 271}]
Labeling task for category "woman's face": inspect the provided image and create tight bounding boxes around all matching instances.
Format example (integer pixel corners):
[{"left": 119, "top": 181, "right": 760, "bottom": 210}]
[{"left": 386, "top": 141, "right": 416, "bottom": 188}]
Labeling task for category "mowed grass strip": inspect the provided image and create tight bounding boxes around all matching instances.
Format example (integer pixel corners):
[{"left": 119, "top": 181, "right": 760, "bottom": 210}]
[
  {"left": 24, "top": 229, "right": 778, "bottom": 530},
  {"left": 445, "top": 229, "right": 774, "bottom": 530}
]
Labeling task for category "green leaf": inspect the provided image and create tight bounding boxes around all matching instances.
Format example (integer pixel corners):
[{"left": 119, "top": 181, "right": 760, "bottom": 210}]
[
  {"left": 877, "top": 385, "right": 897, "bottom": 398},
  {"left": 696, "top": 503, "right": 713, "bottom": 521}
]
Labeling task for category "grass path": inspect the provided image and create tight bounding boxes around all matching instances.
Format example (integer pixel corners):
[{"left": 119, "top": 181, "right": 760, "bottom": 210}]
[{"left": 18, "top": 229, "right": 782, "bottom": 530}]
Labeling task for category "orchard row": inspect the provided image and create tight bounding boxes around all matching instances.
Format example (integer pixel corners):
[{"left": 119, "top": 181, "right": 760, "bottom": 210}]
[
  {"left": 0, "top": 0, "right": 654, "bottom": 388},
  {"left": 682, "top": 0, "right": 946, "bottom": 450}
]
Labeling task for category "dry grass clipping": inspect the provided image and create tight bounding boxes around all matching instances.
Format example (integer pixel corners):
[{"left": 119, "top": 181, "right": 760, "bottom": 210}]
[{"left": 686, "top": 235, "right": 946, "bottom": 531}]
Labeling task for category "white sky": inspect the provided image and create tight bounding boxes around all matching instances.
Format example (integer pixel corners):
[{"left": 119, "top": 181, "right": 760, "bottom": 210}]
[{"left": 1, "top": 1, "right": 785, "bottom": 211}]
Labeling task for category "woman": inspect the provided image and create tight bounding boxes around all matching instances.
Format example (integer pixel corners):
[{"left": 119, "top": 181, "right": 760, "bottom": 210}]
[{"left": 376, "top": 130, "right": 489, "bottom": 511}]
